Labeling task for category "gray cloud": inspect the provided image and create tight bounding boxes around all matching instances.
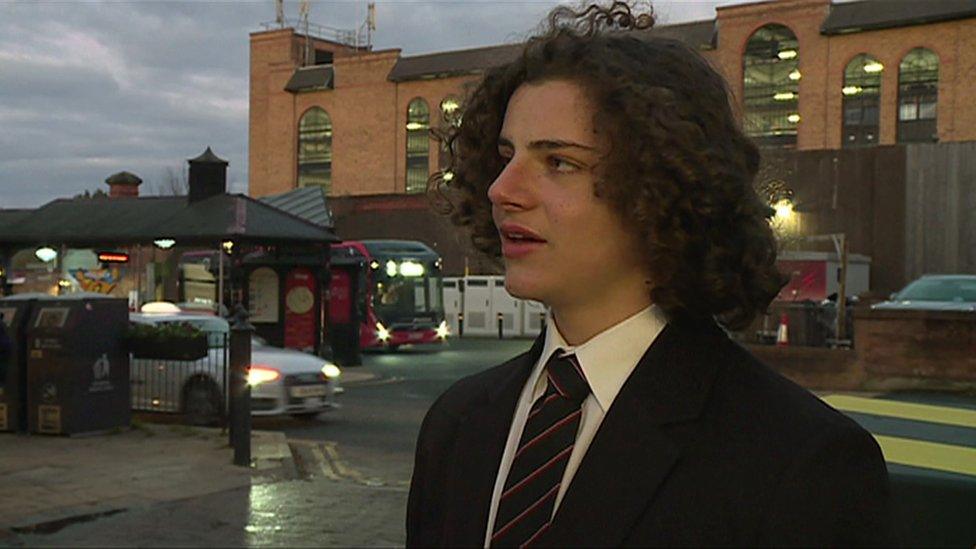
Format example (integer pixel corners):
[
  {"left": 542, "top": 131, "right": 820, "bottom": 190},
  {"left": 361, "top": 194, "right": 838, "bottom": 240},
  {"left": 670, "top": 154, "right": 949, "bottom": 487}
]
[{"left": 0, "top": 0, "right": 727, "bottom": 208}]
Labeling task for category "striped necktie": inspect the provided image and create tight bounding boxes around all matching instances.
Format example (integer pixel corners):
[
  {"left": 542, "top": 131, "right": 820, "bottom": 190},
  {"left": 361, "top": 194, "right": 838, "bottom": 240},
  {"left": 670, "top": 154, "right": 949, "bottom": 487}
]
[{"left": 491, "top": 352, "right": 590, "bottom": 547}]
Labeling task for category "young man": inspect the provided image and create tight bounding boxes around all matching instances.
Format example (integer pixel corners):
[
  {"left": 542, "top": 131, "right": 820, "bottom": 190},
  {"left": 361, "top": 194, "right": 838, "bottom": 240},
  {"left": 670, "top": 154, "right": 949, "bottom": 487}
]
[{"left": 408, "top": 3, "right": 891, "bottom": 546}]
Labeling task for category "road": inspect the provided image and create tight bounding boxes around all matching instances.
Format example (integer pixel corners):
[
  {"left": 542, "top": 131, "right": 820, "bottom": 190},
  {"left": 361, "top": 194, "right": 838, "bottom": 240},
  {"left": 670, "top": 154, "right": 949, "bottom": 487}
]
[{"left": 255, "top": 338, "right": 535, "bottom": 489}]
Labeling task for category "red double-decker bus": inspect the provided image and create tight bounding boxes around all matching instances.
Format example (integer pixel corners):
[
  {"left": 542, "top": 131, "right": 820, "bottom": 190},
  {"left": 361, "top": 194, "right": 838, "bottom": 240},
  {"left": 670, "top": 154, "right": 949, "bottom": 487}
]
[{"left": 329, "top": 240, "right": 448, "bottom": 351}]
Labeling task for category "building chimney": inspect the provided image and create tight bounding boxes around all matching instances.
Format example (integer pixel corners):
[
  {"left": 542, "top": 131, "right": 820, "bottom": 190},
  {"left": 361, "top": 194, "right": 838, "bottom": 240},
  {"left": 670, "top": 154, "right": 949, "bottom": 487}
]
[
  {"left": 187, "top": 147, "right": 229, "bottom": 203},
  {"left": 105, "top": 171, "right": 142, "bottom": 198}
]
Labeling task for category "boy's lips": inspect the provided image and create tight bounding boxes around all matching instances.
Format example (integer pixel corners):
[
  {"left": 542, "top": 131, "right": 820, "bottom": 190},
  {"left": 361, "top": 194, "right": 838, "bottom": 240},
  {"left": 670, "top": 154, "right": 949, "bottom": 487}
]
[{"left": 498, "top": 222, "right": 547, "bottom": 258}]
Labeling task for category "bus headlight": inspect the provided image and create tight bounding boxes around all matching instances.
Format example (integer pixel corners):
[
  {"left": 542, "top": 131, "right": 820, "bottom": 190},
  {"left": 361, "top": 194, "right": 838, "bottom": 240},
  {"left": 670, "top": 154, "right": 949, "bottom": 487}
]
[
  {"left": 321, "top": 363, "right": 341, "bottom": 379},
  {"left": 376, "top": 322, "right": 391, "bottom": 342},
  {"left": 436, "top": 320, "right": 450, "bottom": 339}
]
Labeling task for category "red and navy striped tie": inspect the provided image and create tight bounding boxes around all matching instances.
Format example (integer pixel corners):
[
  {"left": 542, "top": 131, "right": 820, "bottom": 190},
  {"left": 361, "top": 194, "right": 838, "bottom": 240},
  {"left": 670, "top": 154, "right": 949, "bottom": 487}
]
[{"left": 491, "top": 352, "right": 590, "bottom": 547}]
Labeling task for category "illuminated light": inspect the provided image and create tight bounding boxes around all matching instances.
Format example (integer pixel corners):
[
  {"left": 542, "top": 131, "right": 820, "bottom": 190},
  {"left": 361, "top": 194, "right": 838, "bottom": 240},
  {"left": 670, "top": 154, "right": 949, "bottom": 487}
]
[
  {"left": 442, "top": 171, "right": 455, "bottom": 182},
  {"left": 777, "top": 49, "right": 797, "bottom": 60},
  {"left": 97, "top": 252, "right": 129, "bottom": 263},
  {"left": 406, "top": 122, "right": 426, "bottom": 131},
  {"left": 385, "top": 260, "right": 398, "bottom": 277},
  {"left": 152, "top": 398, "right": 161, "bottom": 407},
  {"left": 773, "top": 92, "right": 795, "bottom": 101},
  {"left": 435, "top": 258, "right": 443, "bottom": 270},
  {"left": 788, "top": 69, "right": 802, "bottom": 81},
  {"left": 436, "top": 320, "right": 450, "bottom": 339},
  {"left": 863, "top": 61, "right": 884, "bottom": 73},
  {"left": 787, "top": 113, "right": 801, "bottom": 123},
  {"left": 399, "top": 261, "right": 425, "bottom": 277},
  {"left": 141, "top": 301, "right": 182, "bottom": 314},
  {"left": 154, "top": 239, "right": 176, "bottom": 250},
  {"left": 321, "top": 363, "right": 341, "bottom": 378},
  {"left": 247, "top": 365, "right": 281, "bottom": 386},
  {"left": 376, "top": 322, "right": 390, "bottom": 342},
  {"left": 369, "top": 260, "right": 380, "bottom": 270},
  {"left": 35, "top": 247, "right": 57, "bottom": 263},
  {"left": 774, "top": 199, "right": 795, "bottom": 220},
  {"left": 441, "top": 98, "right": 460, "bottom": 113},
  {"left": 57, "top": 279, "right": 72, "bottom": 288},
  {"left": 842, "top": 85, "right": 863, "bottom": 96},
  {"left": 222, "top": 241, "right": 234, "bottom": 254}
]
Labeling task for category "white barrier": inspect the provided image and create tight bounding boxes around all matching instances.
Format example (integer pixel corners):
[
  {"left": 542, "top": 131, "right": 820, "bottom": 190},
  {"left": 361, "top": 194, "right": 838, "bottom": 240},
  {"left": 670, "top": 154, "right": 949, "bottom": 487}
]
[
  {"left": 443, "top": 277, "right": 462, "bottom": 336},
  {"left": 492, "top": 279, "right": 522, "bottom": 337},
  {"left": 460, "top": 275, "right": 495, "bottom": 336},
  {"left": 521, "top": 299, "right": 546, "bottom": 337}
]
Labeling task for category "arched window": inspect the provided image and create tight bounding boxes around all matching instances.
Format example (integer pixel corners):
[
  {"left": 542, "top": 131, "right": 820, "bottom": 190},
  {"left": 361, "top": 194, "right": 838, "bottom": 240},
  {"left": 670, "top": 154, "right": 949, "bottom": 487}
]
[
  {"left": 439, "top": 95, "right": 462, "bottom": 169},
  {"left": 405, "top": 98, "right": 430, "bottom": 194},
  {"left": 743, "top": 24, "right": 800, "bottom": 147},
  {"left": 842, "top": 54, "right": 883, "bottom": 148},
  {"left": 297, "top": 107, "right": 332, "bottom": 191},
  {"left": 897, "top": 48, "right": 938, "bottom": 143}
]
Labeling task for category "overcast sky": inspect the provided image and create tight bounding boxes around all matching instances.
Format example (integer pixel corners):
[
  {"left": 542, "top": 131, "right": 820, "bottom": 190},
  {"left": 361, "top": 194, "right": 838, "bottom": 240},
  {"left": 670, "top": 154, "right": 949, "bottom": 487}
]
[{"left": 0, "top": 0, "right": 738, "bottom": 209}]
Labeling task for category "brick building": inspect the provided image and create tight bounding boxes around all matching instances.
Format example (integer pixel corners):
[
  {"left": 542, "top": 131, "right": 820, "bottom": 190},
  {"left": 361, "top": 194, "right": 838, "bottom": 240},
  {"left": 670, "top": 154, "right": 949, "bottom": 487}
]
[{"left": 248, "top": 0, "right": 976, "bottom": 279}]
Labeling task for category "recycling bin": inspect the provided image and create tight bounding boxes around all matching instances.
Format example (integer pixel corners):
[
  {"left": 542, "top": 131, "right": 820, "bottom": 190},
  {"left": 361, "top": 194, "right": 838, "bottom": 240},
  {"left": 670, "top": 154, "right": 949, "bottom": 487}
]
[
  {"left": 0, "top": 294, "right": 44, "bottom": 433},
  {"left": 25, "top": 294, "right": 130, "bottom": 435}
]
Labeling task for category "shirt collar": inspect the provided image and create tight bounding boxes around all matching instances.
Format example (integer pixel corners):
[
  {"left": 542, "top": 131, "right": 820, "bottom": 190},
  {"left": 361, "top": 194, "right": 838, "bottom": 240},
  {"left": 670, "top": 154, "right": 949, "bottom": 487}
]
[{"left": 533, "top": 304, "right": 669, "bottom": 412}]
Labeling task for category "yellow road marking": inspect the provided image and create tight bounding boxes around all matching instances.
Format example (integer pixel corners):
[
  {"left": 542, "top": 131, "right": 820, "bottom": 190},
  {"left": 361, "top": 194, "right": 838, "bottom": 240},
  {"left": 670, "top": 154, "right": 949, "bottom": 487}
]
[
  {"left": 873, "top": 435, "right": 976, "bottom": 477},
  {"left": 822, "top": 395, "right": 976, "bottom": 429}
]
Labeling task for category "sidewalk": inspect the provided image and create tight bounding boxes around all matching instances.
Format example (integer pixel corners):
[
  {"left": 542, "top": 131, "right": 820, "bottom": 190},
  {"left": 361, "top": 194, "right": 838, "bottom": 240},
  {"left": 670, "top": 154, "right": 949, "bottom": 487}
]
[{"left": 0, "top": 423, "right": 294, "bottom": 535}]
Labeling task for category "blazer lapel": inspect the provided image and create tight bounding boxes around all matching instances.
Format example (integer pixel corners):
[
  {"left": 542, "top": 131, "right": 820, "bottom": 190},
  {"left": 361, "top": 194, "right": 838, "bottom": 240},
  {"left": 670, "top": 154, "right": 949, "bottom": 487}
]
[
  {"left": 537, "top": 320, "right": 723, "bottom": 547},
  {"left": 441, "top": 331, "right": 547, "bottom": 547}
]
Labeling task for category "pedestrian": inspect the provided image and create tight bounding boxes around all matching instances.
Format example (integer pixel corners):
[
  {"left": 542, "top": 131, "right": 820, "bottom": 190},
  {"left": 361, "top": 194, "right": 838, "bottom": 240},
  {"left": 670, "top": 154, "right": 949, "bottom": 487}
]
[{"left": 407, "top": 1, "right": 890, "bottom": 547}]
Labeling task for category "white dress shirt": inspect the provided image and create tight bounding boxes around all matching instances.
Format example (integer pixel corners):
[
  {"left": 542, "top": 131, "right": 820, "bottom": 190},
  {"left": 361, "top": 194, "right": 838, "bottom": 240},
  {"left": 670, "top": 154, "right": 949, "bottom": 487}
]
[{"left": 484, "top": 304, "right": 669, "bottom": 547}]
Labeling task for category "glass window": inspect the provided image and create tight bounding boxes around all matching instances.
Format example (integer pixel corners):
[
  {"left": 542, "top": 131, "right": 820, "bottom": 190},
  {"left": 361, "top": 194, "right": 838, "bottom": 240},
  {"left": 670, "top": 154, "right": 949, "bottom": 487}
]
[
  {"left": 841, "top": 54, "right": 883, "bottom": 148},
  {"left": 298, "top": 107, "right": 333, "bottom": 192},
  {"left": 439, "top": 96, "right": 462, "bottom": 169},
  {"left": 406, "top": 98, "right": 430, "bottom": 194},
  {"left": 897, "top": 48, "right": 939, "bottom": 143},
  {"left": 742, "top": 24, "right": 799, "bottom": 148}
]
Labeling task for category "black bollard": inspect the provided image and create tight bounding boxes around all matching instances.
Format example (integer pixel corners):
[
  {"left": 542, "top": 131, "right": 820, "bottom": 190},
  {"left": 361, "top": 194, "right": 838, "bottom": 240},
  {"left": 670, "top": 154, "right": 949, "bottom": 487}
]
[
  {"left": 458, "top": 313, "right": 464, "bottom": 338},
  {"left": 497, "top": 312, "right": 504, "bottom": 339},
  {"left": 228, "top": 305, "right": 253, "bottom": 467}
]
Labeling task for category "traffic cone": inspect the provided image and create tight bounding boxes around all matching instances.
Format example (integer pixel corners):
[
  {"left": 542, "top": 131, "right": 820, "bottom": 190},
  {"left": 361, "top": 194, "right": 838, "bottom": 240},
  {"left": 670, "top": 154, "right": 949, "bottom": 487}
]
[{"left": 776, "top": 313, "right": 789, "bottom": 346}]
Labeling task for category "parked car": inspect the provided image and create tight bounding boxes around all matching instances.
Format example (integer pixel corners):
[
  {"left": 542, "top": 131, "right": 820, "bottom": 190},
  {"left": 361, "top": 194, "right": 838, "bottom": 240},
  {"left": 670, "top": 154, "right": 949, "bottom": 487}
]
[
  {"left": 129, "top": 312, "right": 342, "bottom": 423},
  {"left": 871, "top": 274, "right": 976, "bottom": 312}
]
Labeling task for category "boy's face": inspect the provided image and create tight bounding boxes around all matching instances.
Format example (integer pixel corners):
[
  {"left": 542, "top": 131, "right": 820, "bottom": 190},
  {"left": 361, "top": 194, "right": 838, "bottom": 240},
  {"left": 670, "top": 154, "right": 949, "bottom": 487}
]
[{"left": 489, "top": 79, "right": 648, "bottom": 310}]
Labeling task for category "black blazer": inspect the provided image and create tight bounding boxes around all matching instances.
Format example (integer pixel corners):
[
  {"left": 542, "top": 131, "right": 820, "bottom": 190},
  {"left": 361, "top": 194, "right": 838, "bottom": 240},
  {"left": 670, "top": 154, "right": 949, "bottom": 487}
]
[{"left": 407, "top": 320, "right": 891, "bottom": 547}]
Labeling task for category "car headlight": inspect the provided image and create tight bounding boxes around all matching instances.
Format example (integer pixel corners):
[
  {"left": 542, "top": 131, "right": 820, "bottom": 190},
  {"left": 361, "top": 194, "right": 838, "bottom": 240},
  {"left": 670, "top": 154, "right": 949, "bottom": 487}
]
[
  {"left": 247, "top": 365, "right": 281, "bottom": 386},
  {"left": 436, "top": 320, "right": 450, "bottom": 338},
  {"left": 321, "top": 363, "right": 341, "bottom": 379}
]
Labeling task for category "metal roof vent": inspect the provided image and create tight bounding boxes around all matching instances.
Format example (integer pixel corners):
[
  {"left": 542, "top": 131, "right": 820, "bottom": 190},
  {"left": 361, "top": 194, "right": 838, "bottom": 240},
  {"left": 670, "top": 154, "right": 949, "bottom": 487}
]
[{"left": 187, "top": 147, "right": 229, "bottom": 203}]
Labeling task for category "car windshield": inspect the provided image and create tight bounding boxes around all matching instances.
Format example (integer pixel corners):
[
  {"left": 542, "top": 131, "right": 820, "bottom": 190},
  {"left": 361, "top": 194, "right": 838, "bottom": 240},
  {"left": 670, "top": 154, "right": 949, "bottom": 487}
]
[{"left": 897, "top": 278, "right": 976, "bottom": 302}]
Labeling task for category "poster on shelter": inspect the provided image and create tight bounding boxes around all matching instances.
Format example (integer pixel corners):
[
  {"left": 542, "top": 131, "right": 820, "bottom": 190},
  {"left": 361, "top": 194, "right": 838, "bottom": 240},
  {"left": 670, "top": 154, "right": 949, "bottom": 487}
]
[
  {"left": 68, "top": 268, "right": 121, "bottom": 294},
  {"left": 248, "top": 267, "right": 279, "bottom": 323}
]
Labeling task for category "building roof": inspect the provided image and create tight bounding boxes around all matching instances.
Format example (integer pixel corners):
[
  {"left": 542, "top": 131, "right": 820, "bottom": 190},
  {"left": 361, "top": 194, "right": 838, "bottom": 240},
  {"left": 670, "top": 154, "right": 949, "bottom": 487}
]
[
  {"left": 258, "top": 186, "right": 334, "bottom": 228},
  {"left": 285, "top": 65, "right": 335, "bottom": 92},
  {"left": 822, "top": 0, "right": 976, "bottom": 34},
  {"left": 644, "top": 19, "right": 717, "bottom": 50},
  {"left": 0, "top": 194, "right": 339, "bottom": 247},
  {"left": 388, "top": 43, "right": 522, "bottom": 82}
]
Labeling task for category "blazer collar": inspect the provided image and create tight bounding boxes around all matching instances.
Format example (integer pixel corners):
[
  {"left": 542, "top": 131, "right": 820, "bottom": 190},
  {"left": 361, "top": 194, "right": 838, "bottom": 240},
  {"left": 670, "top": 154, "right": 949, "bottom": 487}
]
[{"left": 536, "top": 319, "right": 726, "bottom": 547}]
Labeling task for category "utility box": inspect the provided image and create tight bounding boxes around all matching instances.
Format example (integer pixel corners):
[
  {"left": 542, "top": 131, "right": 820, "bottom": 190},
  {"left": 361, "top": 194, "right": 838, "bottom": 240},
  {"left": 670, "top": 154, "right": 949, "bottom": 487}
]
[
  {"left": 492, "top": 280, "right": 521, "bottom": 337},
  {"left": 0, "top": 294, "right": 47, "bottom": 433},
  {"left": 443, "top": 278, "right": 462, "bottom": 336},
  {"left": 521, "top": 300, "right": 546, "bottom": 337},
  {"left": 26, "top": 294, "right": 130, "bottom": 435},
  {"left": 461, "top": 276, "right": 495, "bottom": 336}
]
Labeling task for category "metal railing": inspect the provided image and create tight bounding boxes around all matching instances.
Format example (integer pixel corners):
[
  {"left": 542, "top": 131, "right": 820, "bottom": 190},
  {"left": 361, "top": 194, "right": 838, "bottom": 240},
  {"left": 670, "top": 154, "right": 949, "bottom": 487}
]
[{"left": 129, "top": 334, "right": 229, "bottom": 419}]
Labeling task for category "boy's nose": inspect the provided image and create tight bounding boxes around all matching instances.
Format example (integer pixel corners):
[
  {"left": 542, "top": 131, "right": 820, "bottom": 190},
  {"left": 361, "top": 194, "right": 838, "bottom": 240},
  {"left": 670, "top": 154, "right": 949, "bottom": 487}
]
[{"left": 488, "top": 159, "right": 531, "bottom": 209}]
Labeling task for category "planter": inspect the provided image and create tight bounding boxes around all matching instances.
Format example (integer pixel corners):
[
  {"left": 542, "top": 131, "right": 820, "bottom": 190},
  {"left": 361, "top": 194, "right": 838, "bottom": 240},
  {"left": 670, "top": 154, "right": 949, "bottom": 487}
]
[{"left": 128, "top": 336, "right": 209, "bottom": 360}]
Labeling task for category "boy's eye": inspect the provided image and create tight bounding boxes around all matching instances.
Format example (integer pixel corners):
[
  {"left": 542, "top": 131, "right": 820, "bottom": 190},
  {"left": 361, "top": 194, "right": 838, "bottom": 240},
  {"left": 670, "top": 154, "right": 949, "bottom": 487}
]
[{"left": 547, "top": 156, "right": 579, "bottom": 173}]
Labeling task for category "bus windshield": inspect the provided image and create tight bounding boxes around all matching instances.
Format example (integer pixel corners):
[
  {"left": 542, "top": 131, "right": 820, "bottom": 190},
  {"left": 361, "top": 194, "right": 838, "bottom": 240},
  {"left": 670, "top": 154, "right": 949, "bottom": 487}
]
[{"left": 373, "top": 271, "right": 443, "bottom": 321}]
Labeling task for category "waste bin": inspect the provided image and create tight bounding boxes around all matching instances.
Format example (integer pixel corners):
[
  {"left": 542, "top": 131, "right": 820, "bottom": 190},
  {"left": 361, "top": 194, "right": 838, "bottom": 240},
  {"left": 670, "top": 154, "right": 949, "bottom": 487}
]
[
  {"left": 0, "top": 293, "right": 47, "bottom": 433},
  {"left": 25, "top": 294, "right": 130, "bottom": 435}
]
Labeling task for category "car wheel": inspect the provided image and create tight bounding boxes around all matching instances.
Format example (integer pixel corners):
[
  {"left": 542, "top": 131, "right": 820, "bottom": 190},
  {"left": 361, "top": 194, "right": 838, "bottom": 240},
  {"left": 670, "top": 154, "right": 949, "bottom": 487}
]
[{"left": 183, "top": 378, "right": 222, "bottom": 426}]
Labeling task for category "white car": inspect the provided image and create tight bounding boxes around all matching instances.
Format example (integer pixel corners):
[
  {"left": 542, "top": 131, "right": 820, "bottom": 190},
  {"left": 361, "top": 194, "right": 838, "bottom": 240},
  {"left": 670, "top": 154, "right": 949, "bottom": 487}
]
[{"left": 129, "top": 312, "right": 342, "bottom": 423}]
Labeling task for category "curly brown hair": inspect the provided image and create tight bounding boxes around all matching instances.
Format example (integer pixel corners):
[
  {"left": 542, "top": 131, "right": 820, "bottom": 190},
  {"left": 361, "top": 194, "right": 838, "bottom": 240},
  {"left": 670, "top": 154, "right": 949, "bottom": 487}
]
[{"left": 433, "top": 1, "right": 786, "bottom": 330}]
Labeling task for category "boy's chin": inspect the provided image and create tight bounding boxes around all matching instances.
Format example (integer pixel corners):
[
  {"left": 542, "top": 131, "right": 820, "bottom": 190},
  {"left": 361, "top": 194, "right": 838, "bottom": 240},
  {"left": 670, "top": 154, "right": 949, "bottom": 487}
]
[{"left": 502, "top": 273, "right": 546, "bottom": 303}]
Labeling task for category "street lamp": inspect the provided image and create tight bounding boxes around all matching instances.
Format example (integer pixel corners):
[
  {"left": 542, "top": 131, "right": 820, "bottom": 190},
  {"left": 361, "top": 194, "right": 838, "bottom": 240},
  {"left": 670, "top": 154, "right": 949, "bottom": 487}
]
[
  {"left": 154, "top": 239, "right": 176, "bottom": 250},
  {"left": 35, "top": 247, "right": 57, "bottom": 263}
]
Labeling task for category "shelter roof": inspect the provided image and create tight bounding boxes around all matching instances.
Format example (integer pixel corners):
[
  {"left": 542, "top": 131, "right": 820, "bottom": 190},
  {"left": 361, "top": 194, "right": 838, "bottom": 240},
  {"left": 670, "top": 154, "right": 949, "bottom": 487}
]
[
  {"left": 0, "top": 194, "right": 338, "bottom": 248},
  {"left": 822, "top": 0, "right": 976, "bottom": 34},
  {"left": 258, "top": 186, "right": 333, "bottom": 229}
]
